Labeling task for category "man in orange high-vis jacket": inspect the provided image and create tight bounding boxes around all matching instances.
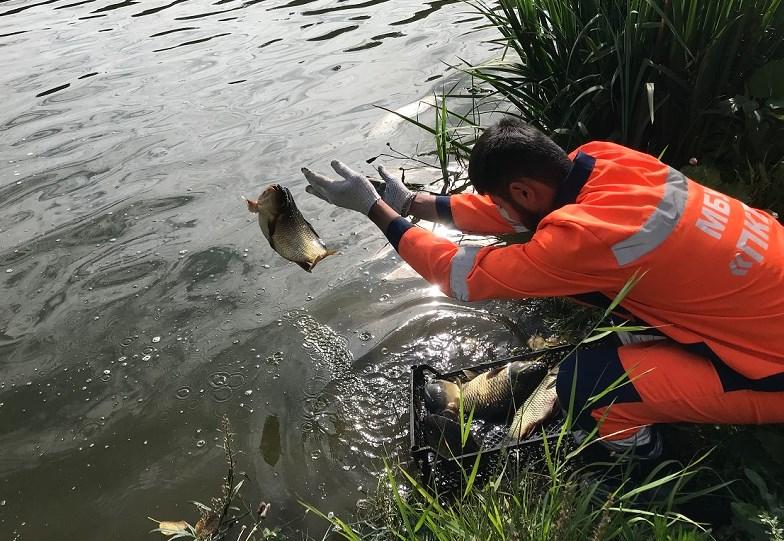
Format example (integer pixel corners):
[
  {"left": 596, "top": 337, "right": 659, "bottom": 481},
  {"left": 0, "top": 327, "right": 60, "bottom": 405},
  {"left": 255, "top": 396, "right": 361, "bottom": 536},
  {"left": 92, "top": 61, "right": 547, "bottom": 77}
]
[{"left": 301, "top": 117, "right": 784, "bottom": 458}]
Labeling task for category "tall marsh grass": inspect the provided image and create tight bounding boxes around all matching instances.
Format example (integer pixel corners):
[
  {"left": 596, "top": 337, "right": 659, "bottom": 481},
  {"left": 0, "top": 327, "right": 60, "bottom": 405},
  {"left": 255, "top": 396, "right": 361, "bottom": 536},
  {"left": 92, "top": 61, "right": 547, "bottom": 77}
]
[{"left": 400, "top": 0, "right": 784, "bottom": 210}]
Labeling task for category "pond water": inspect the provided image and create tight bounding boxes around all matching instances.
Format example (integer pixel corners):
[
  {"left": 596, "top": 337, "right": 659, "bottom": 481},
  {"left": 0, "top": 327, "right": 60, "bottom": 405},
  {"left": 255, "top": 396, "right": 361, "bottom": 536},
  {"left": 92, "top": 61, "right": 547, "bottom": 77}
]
[{"left": 0, "top": 1, "right": 555, "bottom": 538}]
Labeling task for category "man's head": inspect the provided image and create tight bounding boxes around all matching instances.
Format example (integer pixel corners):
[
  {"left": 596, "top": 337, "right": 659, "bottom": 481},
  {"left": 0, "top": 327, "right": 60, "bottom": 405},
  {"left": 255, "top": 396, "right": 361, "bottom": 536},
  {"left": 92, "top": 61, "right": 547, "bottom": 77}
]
[{"left": 468, "top": 117, "right": 572, "bottom": 229}]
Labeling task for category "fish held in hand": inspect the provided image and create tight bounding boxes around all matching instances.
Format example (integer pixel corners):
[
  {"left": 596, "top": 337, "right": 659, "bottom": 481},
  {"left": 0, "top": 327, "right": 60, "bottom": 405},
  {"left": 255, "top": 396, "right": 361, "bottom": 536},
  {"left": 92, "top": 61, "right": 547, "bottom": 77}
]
[
  {"left": 424, "top": 359, "right": 548, "bottom": 420},
  {"left": 246, "top": 184, "right": 335, "bottom": 272}
]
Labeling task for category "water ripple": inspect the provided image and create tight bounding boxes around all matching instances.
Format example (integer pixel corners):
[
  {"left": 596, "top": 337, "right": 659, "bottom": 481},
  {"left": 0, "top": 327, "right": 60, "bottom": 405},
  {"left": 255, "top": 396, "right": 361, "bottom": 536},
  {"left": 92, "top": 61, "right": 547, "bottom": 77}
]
[
  {"left": 0, "top": 0, "right": 498, "bottom": 536},
  {"left": 152, "top": 31, "right": 230, "bottom": 52}
]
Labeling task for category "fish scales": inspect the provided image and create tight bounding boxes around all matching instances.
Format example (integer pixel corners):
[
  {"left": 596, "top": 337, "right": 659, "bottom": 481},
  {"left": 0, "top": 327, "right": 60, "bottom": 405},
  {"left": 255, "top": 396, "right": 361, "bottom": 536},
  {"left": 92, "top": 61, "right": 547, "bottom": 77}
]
[
  {"left": 508, "top": 369, "right": 559, "bottom": 441},
  {"left": 270, "top": 206, "right": 328, "bottom": 264}
]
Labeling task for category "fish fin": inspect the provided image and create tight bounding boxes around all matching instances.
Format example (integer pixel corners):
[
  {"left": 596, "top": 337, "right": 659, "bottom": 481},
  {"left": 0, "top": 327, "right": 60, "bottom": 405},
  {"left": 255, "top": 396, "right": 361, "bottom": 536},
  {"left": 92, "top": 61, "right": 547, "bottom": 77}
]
[
  {"left": 245, "top": 196, "right": 260, "bottom": 214},
  {"left": 295, "top": 261, "right": 314, "bottom": 273},
  {"left": 301, "top": 249, "right": 334, "bottom": 272},
  {"left": 301, "top": 216, "right": 323, "bottom": 240},
  {"left": 279, "top": 185, "right": 296, "bottom": 211},
  {"left": 461, "top": 369, "right": 480, "bottom": 381},
  {"left": 484, "top": 365, "right": 506, "bottom": 379}
]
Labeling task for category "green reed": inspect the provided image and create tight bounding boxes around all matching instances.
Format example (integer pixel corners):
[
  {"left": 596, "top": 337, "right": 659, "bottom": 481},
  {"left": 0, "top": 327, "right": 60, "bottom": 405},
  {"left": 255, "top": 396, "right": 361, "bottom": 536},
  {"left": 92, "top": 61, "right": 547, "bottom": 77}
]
[{"left": 396, "top": 0, "right": 784, "bottom": 211}]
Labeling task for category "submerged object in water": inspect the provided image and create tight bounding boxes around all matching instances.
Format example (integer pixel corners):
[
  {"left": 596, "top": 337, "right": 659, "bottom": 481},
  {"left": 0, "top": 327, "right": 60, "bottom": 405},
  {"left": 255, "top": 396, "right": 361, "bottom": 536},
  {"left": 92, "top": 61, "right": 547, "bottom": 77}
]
[
  {"left": 424, "top": 359, "right": 548, "bottom": 420},
  {"left": 246, "top": 184, "right": 334, "bottom": 272},
  {"left": 508, "top": 368, "right": 559, "bottom": 441},
  {"left": 260, "top": 414, "right": 281, "bottom": 467},
  {"left": 422, "top": 413, "right": 480, "bottom": 458}
]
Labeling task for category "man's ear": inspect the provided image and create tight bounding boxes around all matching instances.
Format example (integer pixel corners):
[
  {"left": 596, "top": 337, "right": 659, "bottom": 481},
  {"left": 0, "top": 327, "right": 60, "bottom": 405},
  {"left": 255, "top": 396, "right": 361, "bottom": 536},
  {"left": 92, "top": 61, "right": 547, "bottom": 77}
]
[{"left": 507, "top": 180, "right": 534, "bottom": 207}]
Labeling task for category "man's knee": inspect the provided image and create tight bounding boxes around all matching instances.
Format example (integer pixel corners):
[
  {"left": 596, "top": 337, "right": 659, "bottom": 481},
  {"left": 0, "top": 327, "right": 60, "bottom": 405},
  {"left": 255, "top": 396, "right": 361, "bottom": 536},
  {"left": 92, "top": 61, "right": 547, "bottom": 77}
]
[
  {"left": 555, "top": 347, "right": 643, "bottom": 428},
  {"left": 555, "top": 351, "right": 580, "bottom": 412}
]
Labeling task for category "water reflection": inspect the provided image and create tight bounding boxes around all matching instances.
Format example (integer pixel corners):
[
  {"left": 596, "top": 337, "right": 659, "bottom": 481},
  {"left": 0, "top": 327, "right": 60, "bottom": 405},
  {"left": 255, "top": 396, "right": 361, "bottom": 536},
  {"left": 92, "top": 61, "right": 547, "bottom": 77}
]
[{"left": 0, "top": 0, "right": 499, "bottom": 538}]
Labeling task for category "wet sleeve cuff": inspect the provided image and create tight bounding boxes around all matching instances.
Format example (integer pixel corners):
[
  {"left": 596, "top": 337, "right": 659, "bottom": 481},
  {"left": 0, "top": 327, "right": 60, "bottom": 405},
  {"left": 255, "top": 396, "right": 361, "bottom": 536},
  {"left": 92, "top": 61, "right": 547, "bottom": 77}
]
[
  {"left": 435, "top": 195, "right": 454, "bottom": 226},
  {"left": 385, "top": 217, "right": 414, "bottom": 251}
]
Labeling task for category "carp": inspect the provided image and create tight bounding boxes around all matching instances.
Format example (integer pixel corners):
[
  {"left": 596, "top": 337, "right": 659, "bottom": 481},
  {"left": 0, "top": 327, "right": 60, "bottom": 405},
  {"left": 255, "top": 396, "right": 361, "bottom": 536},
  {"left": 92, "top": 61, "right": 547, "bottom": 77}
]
[
  {"left": 508, "top": 368, "right": 559, "bottom": 441},
  {"left": 424, "top": 359, "right": 548, "bottom": 420},
  {"left": 246, "top": 184, "right": 334, "bottom": 272}
]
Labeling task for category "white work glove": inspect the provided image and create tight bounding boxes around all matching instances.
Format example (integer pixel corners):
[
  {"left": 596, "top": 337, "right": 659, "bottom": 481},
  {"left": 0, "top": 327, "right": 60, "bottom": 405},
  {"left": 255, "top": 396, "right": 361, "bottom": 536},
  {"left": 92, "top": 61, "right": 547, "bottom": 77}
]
[
  {"left": 377, "top": 165, "right": 416, "bottom": 216},
  {"left": 301, "top": 161, "right": 381, "bottom": 215}
]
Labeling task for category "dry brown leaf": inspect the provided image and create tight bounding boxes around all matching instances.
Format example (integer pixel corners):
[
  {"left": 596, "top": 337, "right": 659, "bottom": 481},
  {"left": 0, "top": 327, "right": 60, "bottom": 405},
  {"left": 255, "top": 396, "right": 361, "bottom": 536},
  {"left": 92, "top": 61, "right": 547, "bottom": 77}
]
[
  {"left": 527, "top": 334, "right": 560, "bottom": 351},
  {"left": 195, "top": 511, "right": 219, "bottom": 538},
  {"left": 156, "top": 520, "right": 190, "bottom": 535}
]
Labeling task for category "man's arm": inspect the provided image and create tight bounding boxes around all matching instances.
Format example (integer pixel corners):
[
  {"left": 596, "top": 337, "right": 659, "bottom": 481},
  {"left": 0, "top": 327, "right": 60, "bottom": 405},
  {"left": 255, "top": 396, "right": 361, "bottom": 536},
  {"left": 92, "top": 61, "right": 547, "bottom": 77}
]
[
  {"left": 303, "top": 161, "right": 622, "bottom": 302},
  {"left": 378, "top": 166, "right": 528, "bottom": 235},
  {"left": 407, "top": 192, "right": 438, "bottom": 222},
  {"left": 369, "top": 199, "right": 621, "bottom": 301},
  {"left": 368, "top": 198, "right": 400, "bottom": 230}
]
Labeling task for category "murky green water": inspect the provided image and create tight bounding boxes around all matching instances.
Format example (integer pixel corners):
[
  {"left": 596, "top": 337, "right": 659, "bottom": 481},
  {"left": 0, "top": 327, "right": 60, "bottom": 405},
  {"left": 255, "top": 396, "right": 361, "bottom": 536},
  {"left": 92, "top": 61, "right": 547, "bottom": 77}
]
[{"left": 0, "top": 2, "right": 553, "bottom": 538}]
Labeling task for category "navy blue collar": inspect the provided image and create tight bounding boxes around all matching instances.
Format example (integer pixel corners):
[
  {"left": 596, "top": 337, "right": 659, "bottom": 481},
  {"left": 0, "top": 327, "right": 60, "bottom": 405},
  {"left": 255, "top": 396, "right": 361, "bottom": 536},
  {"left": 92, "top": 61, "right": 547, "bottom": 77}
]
[{"left": 553, "top": 152, "right": 595, "bottom": 208}]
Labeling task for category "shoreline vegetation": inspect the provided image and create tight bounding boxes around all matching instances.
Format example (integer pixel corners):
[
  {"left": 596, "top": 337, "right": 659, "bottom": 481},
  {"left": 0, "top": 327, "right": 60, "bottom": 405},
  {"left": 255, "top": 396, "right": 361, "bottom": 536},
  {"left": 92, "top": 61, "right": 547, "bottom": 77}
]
[
  {"left": 347, "top": 1, "right": 784, "bottom": 539},
  {"left": 148, "top": 1, "right": 784, "bottom": 539},
  {"left": 390, "top": 0, "right": 784, "bottom": 216}
]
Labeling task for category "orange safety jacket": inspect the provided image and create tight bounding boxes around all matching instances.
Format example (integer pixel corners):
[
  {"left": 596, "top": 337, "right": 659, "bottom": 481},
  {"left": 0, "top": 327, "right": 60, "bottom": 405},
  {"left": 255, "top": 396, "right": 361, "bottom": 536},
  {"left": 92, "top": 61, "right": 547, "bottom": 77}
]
[{"left": 384, "top": 141, "right": 784, "bottom": 384}]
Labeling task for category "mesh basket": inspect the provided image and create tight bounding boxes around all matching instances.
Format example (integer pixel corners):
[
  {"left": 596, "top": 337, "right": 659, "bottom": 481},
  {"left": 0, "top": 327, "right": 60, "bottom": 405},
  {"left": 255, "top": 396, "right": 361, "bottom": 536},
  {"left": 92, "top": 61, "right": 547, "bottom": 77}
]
[{"left": 408, "top": 346, "right": 575, "bottom": 489}]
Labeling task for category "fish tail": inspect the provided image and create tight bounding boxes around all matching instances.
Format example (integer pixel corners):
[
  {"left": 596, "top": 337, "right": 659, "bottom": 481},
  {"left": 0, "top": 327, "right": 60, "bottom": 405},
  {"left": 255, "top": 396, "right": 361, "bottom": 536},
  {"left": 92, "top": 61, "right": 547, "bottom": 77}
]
[{"left": 308, "top": 249, "right": 336, "bottom": 270}]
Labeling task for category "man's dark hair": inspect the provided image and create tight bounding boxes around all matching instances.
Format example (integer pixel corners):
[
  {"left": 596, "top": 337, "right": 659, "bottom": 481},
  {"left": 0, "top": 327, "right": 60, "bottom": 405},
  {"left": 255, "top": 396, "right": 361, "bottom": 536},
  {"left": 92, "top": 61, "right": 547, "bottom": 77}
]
[{"left": 468, "top": 117, "right": 572, "bottom": 195}]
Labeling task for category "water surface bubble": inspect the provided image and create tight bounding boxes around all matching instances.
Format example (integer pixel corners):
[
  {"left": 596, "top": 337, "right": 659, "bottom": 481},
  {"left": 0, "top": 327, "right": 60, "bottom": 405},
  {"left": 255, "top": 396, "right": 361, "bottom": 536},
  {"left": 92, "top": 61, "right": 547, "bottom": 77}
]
[
  {"left": 209, "top": 372, "right": 229, "bottom": 387},
  {"left": 227, "top": 374, "right": 245, "bottom": 388},
  {"left": 5, "top": 269, "right": 12, "bottom": 273},
  {"left": 141, "top": 355, "right": 151, "bottom": 362},
  {"left": 195, "top": 439, "right": 206, "bottom": 448},
  {"left": 358, "top": 331, "right": 373, "bottom": 342},
  {"left": 152, "top": 336, "right": 161, "bottom": 343},
  {"left": 175, "top": 386, "right": 191, "bottom": 399}
]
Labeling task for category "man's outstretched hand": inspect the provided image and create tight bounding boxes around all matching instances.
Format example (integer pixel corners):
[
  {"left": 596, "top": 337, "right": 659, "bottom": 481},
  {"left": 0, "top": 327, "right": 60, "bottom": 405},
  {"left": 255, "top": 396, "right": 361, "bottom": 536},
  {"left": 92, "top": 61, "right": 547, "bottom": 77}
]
[
  {"left": 301, "top": 161, "right": 380, "bottom": 215},
  {"left": 377, "top": 165, "right": 416, "bottom": 216}
]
